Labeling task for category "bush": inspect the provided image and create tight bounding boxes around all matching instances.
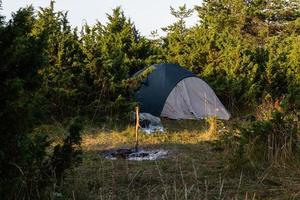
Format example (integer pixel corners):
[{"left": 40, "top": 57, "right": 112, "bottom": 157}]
[
  {"left": 221, "top": 110, "right": 298, "bottom": 171},
  {"left": 48, "top": 118, "right": 83, "bottom": 185}
]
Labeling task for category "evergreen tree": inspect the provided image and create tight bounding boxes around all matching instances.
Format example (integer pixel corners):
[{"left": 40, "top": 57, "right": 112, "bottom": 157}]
[
  {"left": 176, "top": 0, "right": 300, "bottom": 108},
  {"left": 0, "top": 6, "right": 50, "bottom": 198},
  {"left": 32, "top": 1, "right": 89, "bottom": 118},
  {"left": 0, "top": 3, "right": 85, "bottom": 198},
  {"left": 162, "top": 5, "right": 195, "bottom": 68},
  {"left": 81, "top": 7, "right": 154, "bottom": 117}
]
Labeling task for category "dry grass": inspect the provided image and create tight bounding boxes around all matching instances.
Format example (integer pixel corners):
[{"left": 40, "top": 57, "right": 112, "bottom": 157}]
[{"left": 55, "top": 119, "right": 300, "bottom": 200}]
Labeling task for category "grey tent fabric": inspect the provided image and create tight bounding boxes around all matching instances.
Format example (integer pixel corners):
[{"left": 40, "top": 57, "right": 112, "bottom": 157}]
[
  {"left": 134, "top": 63, "right": 230, "bottom": 120},
  {"left": 161, "top": 77, "right": 230, "bottom": 120},
  {"left": 134, "top": 64, "right": 195, "bottom": 116}
]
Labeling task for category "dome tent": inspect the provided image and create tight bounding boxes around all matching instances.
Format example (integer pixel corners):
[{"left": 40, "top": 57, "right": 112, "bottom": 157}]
[{"left": 134, "top": 63, "right": 230, "bottom": 120}]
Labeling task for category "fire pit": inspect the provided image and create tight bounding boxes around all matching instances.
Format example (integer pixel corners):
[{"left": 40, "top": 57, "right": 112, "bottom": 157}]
[
  {"left": 100, "top": 107, "right": 168, "bottom": 161},
  {"left": 101, "top": 148, "right": 168, "bottom": 161}
]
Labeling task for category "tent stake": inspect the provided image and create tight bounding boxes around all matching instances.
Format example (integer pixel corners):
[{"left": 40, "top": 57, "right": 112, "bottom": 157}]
[{"left": 135, "top": 106, "right": 140, "bottom": 152}]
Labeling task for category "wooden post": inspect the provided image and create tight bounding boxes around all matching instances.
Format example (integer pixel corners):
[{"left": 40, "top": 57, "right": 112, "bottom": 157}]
[{"left": 135, "top": 106, "right": 140, "bottom": 152}]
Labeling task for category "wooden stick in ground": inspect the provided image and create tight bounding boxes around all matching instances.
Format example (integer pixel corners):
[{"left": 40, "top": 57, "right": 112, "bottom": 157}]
[{"left": 135, "top": 106, "right": 140, "bottom": 152}]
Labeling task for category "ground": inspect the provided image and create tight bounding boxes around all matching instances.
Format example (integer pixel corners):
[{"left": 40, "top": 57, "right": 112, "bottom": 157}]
[{"left": 54, "top": 119, "right": 300, "bottom": 200}]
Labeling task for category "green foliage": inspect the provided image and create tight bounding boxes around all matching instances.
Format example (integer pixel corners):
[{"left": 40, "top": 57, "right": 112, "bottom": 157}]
[
  {"left": 80, "top": 7, "right": 156, "bottom": 117},
  {"left": 161, "top": 0, "right": 300, "bottom": 110},
  {"left": 162, "top": 5, "right": 195, "bottom": 68},
  {"left": 223, "top": 110, "right": 298, "bottom": 170},
  {"left": 31, "top": 1, "right": 89, "bottom": 118},
  {"left": 0, "top": 7, "right": 47, "bottom": 198},
  {"left": 50, "top": 118, "right": 83, "bottom": 184},
  {"left": 0, "top": 3, "right": 84, "bottom": 198},
  {"left": 122, "top": 65, "right": 155, "bottom": 92}
]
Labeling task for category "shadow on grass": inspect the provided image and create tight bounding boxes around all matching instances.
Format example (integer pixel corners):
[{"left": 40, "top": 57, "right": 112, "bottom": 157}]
[
  {"left": 61, "top": 142, "right": 230, "bottom": 200},
  {"left": 60, "top": 138, "right": 300, "bottom": 200}
]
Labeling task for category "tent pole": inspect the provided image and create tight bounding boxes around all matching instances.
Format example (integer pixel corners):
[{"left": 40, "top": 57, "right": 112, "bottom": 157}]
[{"left": 135, "top": 106, "right": 140, "bottom": 152}]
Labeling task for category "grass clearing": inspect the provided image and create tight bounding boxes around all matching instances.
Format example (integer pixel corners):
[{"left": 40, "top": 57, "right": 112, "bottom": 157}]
[{"left": 57, "top": 119, "right": 300, "bottom": 200}]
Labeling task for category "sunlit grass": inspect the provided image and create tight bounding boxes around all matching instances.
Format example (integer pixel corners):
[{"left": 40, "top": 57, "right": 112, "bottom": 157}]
[
  {"left": 54, "top": 119, "right": 300, "bottom": 200},
  {"left": 81, "top": 126, "right": 218, "bottom": 151},
  {"left": 81, "top": 118, "right": 220, "bottom": 151}
]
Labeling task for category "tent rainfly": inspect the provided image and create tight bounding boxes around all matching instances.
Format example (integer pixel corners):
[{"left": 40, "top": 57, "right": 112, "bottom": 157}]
[{"left": 134, "top": 63, "right": 230, "bottom": 120}]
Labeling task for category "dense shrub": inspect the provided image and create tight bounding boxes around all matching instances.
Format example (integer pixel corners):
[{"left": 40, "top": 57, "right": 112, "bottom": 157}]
[{"left": 220, "top": 110, "right": 299, "bottom": 171}]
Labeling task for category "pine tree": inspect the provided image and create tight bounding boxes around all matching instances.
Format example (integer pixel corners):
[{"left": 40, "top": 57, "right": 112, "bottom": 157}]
[
  {"left": 181, "top": 0, "right": 300, "bottom": 108},
  {"left": 81, "top": 7, "right": 154, "bottom": 117},
  {"left": 32, "top": 1, "right": 89, "bottom": 117},
  {"left": 0, "top": 6, "right": 50, "bottom": 198},
  {"left": 162, "top": 5, "right": 195, "bottom": 68}
]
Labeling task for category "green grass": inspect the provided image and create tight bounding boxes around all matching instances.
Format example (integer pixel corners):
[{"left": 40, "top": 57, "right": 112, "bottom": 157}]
[{"left": 53, "top": 119, "right": 300, "bottom": 200}]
